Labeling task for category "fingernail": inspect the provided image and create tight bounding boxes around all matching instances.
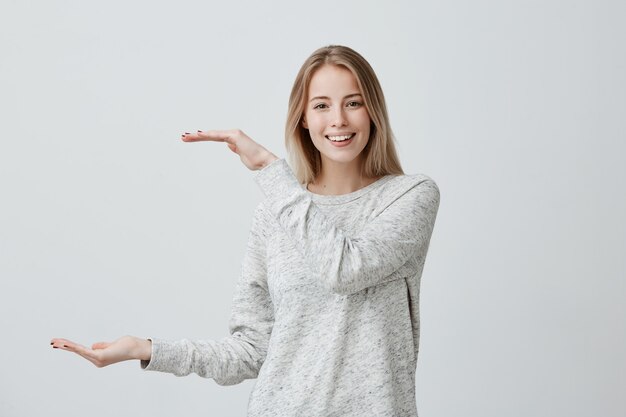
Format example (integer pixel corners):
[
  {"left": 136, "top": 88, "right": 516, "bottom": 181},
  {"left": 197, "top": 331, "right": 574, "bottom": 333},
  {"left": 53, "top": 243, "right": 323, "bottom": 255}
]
[
  {"left": 197, "top": 130, "right": 203, "bottom": 132},
  {"left": 184, "top": 132, "right": 191, "bottom": 134},
  {"left": 53, "top": 346, "right": 58, "bottom": 349}
]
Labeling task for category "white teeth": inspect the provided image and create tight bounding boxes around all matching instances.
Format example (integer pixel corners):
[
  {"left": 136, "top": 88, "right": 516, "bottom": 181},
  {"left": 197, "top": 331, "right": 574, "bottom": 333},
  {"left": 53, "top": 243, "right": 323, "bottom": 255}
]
[{"left": 327, "top": 134, "right": 354, "bottom": 142}]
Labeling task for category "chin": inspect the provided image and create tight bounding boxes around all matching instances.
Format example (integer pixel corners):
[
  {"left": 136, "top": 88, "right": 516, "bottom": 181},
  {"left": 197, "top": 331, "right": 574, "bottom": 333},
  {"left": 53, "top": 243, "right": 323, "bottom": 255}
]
[{"left": 321, "top": 148, "right": 367, "bottom": 165}]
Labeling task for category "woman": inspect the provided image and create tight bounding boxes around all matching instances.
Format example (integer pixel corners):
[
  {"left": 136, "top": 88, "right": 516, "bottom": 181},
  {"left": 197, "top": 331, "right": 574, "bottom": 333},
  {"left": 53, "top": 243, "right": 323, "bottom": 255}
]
[{"left": 51, "top": 45, "right": 440, "bottom": 417}]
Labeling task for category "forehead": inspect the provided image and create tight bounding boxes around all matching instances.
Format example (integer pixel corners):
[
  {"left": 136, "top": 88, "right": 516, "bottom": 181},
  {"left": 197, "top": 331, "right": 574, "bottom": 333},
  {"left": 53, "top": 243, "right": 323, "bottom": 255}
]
[{"left": 308, "top": 64, "right": 360, "bottom": 96}]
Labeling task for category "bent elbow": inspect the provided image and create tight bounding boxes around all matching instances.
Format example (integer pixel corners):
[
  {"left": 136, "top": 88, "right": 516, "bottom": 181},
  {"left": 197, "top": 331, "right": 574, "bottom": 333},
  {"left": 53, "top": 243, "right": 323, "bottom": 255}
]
[
  {"left": 214, "top": 375, "right": 246, "bottom": 386},
  {"left": 212, "top": 358, "right": 264, "bottom": 386},
  {"left": 213, "top": 369, "right": 261, "bottom": 386}
]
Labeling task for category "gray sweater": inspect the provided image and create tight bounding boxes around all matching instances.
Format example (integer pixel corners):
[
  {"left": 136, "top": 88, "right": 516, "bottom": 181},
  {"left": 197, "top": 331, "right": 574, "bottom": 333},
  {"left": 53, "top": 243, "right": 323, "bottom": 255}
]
[{"left": 141, "top": 157, "right": 440, "bottom": 417}]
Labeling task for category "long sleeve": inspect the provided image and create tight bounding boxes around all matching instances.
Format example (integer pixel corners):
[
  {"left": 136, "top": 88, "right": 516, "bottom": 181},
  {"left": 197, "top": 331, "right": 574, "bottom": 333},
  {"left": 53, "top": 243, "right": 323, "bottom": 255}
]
[
  {"left": 140, "top": 203, "right": 275, "bottom": 386},
  {"left": 253, "top": 158, "right": 440, "bottom": 296}
]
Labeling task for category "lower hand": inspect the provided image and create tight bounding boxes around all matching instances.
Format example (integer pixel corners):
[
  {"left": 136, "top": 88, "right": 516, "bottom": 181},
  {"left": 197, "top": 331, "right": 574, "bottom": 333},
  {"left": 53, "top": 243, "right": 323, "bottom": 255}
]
[
  {"left": 50, "top": 335, "right": 151, "bottom": 368},
  {"left": 181, "top": 129, "right": 278, "bottom": 170}
]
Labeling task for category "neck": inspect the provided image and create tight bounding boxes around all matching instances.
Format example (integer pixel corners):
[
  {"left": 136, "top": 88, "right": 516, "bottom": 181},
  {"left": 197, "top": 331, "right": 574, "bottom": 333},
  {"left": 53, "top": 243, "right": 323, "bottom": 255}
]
[{"left": 308, "top": 158, "right": 378, "bottom": 196}]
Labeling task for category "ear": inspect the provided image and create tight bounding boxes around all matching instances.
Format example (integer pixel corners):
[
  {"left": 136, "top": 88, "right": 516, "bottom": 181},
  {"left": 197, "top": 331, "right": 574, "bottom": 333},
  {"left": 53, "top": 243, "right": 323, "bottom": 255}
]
[{"left": 301, "top": 117, "right": 308, "bottom": 129}]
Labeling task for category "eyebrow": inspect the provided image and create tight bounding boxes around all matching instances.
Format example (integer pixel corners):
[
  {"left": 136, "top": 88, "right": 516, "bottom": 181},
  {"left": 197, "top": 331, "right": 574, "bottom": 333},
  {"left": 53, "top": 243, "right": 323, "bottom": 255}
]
[{"left": 309, "top": 93, "right": 362, "bottom": 102}]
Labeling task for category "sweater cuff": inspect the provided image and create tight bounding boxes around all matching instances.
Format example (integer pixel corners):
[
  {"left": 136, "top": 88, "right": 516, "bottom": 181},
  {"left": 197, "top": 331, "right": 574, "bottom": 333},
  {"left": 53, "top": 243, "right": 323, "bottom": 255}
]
[
  {"left": 253, "top": 158, "right": 304, "bottom": 206},
  {"left": 139, "top": 338, "right": 186, "bottom": 373}
]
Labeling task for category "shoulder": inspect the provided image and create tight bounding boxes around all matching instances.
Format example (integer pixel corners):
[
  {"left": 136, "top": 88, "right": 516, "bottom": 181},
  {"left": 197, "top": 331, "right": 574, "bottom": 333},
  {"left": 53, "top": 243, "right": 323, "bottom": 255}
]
[
  {"left": 386, "top": 173, "right": 440, "bottom": 200},
  {"left": 394, "top": 172, "right": 438, "bottom": 187},
  {"left": 375, "top": 173, "right": 440, "bottom": 219}
]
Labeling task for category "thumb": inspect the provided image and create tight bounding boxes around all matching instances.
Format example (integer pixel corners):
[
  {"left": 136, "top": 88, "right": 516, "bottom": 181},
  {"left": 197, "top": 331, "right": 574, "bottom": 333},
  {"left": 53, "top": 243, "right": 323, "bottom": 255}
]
[{"left": 92, "top": 341, "right": 111, "bottom": 350}]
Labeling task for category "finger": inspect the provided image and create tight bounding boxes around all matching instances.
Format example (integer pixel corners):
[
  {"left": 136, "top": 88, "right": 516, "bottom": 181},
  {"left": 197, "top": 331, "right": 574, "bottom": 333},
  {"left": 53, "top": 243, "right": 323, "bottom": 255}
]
[
  {"left": 50, "top": 339, "right": 105, "bottom": 367},
  {"left": 183, "top": 129, "right": 242, "bottom": 144},
  {"left": 50, "top": 337, "right": 76, "bottom": 348},
  {"left": 227, "top": 143, "right": 238, "bottom": 153},
  {"left": 181, "top": 132, "right": 203, "bottom": 142},
  {"left": 53, "top": 338, "right": 86, "bottom": 352},
  {"left": 64, "top": 343, "right": 103, "bottom": 364},
  {"left": 53, "top": 339, "right": 94, "bottom": 358},
  {"left": 182, "top": 130, "right": 229, "bottom": 142}
]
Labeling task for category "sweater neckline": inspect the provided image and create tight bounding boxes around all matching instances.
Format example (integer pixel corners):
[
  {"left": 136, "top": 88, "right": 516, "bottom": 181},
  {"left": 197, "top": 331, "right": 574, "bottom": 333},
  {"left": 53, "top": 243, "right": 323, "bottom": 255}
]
[{"left": 302, "top": 175, "right": 395, "bottom": 205}]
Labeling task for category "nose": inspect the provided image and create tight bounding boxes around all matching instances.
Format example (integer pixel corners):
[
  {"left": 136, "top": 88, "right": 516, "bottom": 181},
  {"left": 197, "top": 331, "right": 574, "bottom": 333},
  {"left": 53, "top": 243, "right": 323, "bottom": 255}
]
[{"left": 330, "top": 106, "right": 347, "bottom": 127}]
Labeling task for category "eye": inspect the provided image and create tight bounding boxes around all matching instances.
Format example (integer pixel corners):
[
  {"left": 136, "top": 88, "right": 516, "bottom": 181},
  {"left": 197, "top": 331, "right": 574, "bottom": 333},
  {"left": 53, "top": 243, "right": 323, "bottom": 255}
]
[
  {"left": 313, "top": 103, "right": 328, "bottom": 110},
  {"left": 347, "top": 101, "right": 362, "bottom": 108}
]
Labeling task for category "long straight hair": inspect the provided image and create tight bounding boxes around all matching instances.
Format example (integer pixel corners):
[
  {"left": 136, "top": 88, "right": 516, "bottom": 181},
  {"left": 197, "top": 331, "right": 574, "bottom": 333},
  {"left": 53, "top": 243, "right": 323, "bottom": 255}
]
[{"left": 285, "top": 45, "right": 405, "bottom": 185}]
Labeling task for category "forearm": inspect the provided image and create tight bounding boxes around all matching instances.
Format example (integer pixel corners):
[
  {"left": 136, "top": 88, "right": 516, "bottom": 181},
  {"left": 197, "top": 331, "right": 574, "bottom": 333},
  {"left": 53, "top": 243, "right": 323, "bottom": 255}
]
[
  {"left": 139, "top": 337, "right": 265, "bottom": 385},
  {"left": 253, "top": 159, "right": 441, "bottom": 295}
]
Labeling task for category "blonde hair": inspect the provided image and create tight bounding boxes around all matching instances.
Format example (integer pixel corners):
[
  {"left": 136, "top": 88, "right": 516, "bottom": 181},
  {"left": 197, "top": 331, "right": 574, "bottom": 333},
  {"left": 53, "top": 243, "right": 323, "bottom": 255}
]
[{"left": 285, "top": 45, "right": 404, "bottom": 185}]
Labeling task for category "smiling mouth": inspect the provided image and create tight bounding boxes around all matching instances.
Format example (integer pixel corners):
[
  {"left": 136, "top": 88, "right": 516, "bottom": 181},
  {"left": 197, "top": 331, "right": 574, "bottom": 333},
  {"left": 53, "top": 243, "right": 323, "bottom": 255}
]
[{"left": 325, "top": 133, "right": 355, "bottom": 142}]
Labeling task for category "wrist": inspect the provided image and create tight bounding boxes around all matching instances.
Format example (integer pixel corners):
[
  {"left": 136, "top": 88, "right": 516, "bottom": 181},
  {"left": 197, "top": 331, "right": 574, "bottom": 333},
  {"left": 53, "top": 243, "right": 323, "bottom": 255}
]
[
  {"left": 134, "top": 337, "right": 152, "bottom": 361},
  {"left": 259, "top": 153, "right": 279, "bottom": 170}
]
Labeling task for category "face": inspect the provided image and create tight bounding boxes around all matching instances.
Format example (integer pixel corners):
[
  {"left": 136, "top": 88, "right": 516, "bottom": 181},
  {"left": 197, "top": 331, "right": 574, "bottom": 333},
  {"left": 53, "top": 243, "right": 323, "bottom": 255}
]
[{"left": 302, "top": 64, "right": 371, "bottom": 169}]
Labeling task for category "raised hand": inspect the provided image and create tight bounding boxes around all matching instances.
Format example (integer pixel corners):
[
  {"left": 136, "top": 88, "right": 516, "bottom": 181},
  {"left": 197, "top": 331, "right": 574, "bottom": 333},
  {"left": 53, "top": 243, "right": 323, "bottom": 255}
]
[
  {"left": 181, "top": 129, "right": 278, "bottom": 171},
  {"left": 50, "top": 335, "right": 151, "bottom": 368}
]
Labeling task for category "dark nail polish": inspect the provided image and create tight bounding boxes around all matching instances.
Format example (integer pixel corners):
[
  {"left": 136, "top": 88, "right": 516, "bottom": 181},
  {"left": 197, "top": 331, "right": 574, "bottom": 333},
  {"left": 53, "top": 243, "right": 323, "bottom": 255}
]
[
  {"left": 197, "top": 130, "right": 203, "bottom": 132},
  {"left": 185, "top": 132, "right": 191, "bottom": 134},
  {"left": 53, "top": 346, "right": 58, "bottom": 348}
]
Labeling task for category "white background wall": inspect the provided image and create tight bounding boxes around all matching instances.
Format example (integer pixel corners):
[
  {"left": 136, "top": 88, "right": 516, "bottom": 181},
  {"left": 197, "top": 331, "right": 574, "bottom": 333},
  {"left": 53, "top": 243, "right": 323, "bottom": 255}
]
[{"left": 1, "top": 1, "right": 624, "bottom": 416}]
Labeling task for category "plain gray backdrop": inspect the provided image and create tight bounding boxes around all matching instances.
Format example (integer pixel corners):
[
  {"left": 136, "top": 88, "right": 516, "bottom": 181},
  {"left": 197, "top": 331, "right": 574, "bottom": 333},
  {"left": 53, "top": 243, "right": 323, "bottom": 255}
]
[{"left": 1, "top": 0, "right": 624, "bottom": 416}]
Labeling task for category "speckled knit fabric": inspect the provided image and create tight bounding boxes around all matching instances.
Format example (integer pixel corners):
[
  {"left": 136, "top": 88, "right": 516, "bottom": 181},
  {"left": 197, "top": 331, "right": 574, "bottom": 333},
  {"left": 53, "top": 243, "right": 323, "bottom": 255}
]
[{"left": 141, "top": 157, "right": 440, "bottom": 417}]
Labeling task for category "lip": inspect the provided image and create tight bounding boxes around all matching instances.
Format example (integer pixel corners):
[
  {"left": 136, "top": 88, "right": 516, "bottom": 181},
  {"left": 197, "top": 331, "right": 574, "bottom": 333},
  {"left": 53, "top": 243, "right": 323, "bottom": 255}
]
[
  {"left": 325, "top": 132, "right": 355, "bottom": 137},
  {"left": 326, "top": 134, "right": 354, "bottom": 147}
]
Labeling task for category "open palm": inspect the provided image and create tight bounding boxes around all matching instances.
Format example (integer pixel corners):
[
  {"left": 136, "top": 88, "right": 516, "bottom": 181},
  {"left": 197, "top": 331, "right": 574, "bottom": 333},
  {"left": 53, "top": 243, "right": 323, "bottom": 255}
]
[
  {"left": 50, "top": 335, "right": 151, "bottom": 368},
  {"left": 182, "top": 129, "right": 278, "bottom": 170}
]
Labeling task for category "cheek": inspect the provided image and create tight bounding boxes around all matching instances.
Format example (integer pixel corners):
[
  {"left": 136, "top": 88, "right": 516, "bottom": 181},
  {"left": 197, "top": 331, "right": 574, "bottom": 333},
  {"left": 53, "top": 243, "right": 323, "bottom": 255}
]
[
  {"left": 305, "top": 113, "right": 325, "bottom": 131},
  {"left": 355, "top": 111, "right": 371, "bottom": 132}
]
